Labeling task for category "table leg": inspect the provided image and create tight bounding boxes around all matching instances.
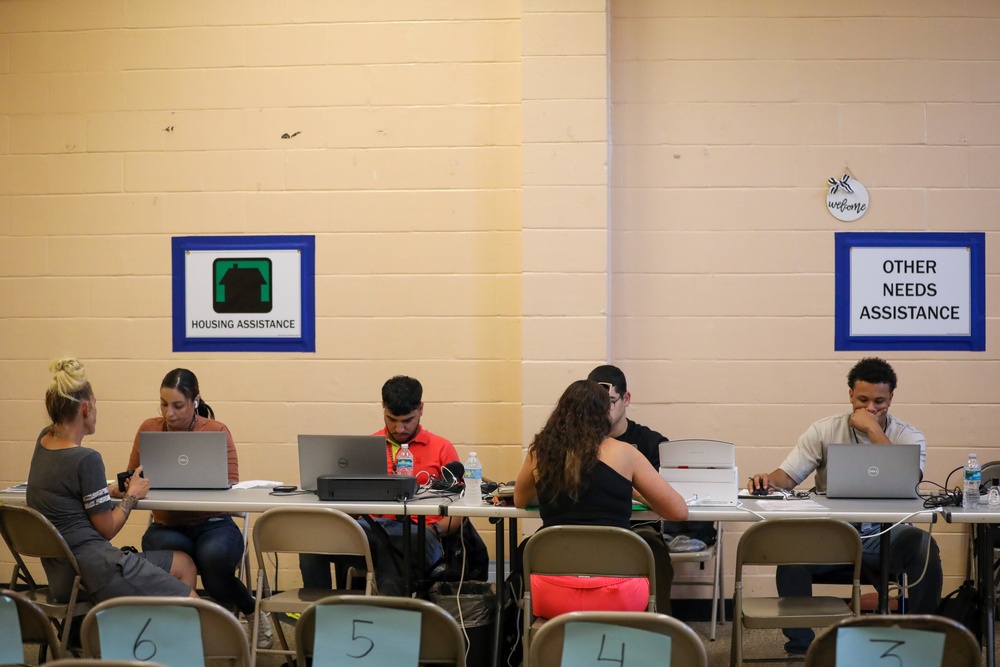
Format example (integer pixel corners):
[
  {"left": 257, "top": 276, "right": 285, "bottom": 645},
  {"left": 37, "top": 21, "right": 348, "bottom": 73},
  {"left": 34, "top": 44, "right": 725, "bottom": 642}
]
[
  {"left": 879, "top": 524, "right": 890, "bottom": 614},
  {"left": 491, "top": 516, "right": 505, "bottom": 667},
  {"left": 402, "top": 516, "right": 411, "bottom": 595},
  {"left": 978, "top": 523, "right": 995, "bottom": 667}
]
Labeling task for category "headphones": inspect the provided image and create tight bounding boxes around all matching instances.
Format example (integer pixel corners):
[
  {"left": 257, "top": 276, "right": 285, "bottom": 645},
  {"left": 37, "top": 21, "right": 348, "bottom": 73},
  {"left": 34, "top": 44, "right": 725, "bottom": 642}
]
[{"left": 194, "top": 400, "right": 199, "bottom": 409}]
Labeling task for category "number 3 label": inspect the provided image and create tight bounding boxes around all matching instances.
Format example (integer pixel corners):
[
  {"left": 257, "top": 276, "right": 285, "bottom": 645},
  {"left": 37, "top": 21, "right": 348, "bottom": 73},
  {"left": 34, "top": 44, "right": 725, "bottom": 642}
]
[
  {"left": 313, "top": 605, "right": 421, "bottom": 667},
  {"left": 835, "top": 627, "right": 945, "bottom": 667}
]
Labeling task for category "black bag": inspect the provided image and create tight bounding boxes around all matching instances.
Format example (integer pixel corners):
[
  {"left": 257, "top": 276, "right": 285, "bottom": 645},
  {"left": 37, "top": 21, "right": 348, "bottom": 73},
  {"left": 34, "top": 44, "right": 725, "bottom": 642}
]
[
  {"left": 436, "top": 518, "right": 490, "bottom": 582},
  {"left": 937, "top": 579, "right": 982, "bottom": 644}
]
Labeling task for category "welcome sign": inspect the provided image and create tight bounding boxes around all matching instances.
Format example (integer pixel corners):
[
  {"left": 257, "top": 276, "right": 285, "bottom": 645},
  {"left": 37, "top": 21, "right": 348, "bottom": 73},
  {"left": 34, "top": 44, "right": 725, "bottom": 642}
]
[
  {"left": 172, "top": 235, "right": 315, "bottom": 352},
  {"left": 834, "top": 232, "right": 985, "bottom": 351}
]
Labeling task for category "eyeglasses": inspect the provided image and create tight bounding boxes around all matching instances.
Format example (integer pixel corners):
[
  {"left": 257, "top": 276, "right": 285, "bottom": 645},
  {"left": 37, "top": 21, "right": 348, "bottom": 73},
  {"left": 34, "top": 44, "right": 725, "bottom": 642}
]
[{"left": 596, "top": 382, "right": 622, "bottom": 406}]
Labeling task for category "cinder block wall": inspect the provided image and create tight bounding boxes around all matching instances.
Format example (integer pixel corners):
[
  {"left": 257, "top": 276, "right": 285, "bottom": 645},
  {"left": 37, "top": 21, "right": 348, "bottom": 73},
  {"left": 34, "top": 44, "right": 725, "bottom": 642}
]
[
  {"left": 1, "top": 1, "right": 997, "bottom": 601},
  {"left": 608, "top": 2, "right": 1000, "bottom": 598}
]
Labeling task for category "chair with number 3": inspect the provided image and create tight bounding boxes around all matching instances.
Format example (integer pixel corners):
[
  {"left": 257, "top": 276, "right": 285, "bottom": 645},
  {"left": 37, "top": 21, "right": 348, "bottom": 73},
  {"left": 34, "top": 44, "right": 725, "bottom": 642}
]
[
  {"left": 530, "top": 611, "right": 707, "bottom": 667},
  {"left": 296, "top": 595, "right": 466, "bottom": 666},
  {"left": 804, "top": 614, "right": 979, "bottom": 667},
  {"left": 80, "top": 596, "right": 250, "bottom": 667}
]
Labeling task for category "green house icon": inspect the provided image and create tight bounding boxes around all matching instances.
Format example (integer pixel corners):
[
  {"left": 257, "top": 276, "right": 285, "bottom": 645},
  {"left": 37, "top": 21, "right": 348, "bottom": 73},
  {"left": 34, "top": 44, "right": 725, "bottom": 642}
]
[{"left": 213, "top": 258, "right": 272, "bottom": 313}]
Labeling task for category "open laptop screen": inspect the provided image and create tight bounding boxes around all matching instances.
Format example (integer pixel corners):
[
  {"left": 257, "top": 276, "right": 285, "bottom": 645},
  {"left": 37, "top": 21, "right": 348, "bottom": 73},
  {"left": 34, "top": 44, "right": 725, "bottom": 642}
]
[
  {"left": 139, "top": 431, "right": 231, "bottom": 490},
  {"left": 825, "top": 443, "right": 921, "bottom": 499},
  {"left": 297, "top": 434, "right": 387, "bottom": 491}
]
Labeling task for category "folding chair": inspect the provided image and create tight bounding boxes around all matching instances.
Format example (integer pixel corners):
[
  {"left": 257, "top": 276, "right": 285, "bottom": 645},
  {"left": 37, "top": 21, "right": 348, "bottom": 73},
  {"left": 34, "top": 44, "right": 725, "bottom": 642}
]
[
  {"left": 0, "top": 505, "right": 92, "bottom": 653},
  {"left": 44, "top": 661, "right": 168, "bottom": 667},
  {"left": 530, "top": 610, "right": 707, "bottom": 667},
  {"left": 804, "top": 614, "right": 980, "bottom": 667},
  {"left": 668, "top": 521, "right": 726, "bottom": 640},
  {"left": 296, "top": 595, "right": 466, "bottom": 666},
  {"left": 731, "top": 518, "right": 862, "bottom": 667},
  {"left": 80, "top": 596, "right": 250, "bottom": 666},
  {"left": 0, "top": 588, "right": 63, "bottom": 663},
  {"left": 251, "top": 506, "right": 376, "bottom": 666},
  {"left": 522, "top": 525, "right": 656, "bottom": 667}
]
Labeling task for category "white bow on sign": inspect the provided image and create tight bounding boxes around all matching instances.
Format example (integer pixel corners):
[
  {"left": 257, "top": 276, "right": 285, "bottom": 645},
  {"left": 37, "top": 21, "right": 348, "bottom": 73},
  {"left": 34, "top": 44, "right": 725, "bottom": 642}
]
[{"left": 826, "top": 173, "right": 869, "bottom": 222}]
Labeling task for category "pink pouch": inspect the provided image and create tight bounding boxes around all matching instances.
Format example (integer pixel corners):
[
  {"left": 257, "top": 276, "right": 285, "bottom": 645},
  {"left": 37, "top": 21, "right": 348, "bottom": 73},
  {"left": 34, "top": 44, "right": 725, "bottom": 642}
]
[{"left": 529, "top": 574, "right": 649, "bottom": 619}]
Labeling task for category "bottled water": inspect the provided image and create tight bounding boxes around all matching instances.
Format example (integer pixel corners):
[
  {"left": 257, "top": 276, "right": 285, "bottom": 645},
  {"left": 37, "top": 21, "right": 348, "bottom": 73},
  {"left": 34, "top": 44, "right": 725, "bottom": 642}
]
[
  {"left": 464, "top": 451, "right": 483, "bottom": 506},
  {"left": 962, "top": 453, "right": 981, "bottom": 509},
  {"left": 396, "top": 443, "right": 414, "bottom": 476}
]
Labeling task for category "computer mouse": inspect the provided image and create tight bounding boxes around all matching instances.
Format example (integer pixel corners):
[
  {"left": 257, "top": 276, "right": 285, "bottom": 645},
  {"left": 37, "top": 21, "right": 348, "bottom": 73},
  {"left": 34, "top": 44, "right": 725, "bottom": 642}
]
[{"left": 752, "top": 485, "right": 770, "bottom": 496}]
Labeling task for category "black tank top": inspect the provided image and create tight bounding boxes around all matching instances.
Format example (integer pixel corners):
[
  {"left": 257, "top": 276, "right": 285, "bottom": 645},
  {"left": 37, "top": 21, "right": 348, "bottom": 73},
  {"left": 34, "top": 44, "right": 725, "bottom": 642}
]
[{"left": 538, "top": 460, "right": 632, "bottom": 529}]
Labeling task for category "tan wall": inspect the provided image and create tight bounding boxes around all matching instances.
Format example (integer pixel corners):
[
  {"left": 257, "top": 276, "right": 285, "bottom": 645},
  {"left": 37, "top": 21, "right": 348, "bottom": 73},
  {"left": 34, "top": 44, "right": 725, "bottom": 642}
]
[
  {"left": 1, "top": 1, "right": 998, "bottom": 599},
  {"left": 609, "top": 2, "right": 1000, "bottom": 597}
]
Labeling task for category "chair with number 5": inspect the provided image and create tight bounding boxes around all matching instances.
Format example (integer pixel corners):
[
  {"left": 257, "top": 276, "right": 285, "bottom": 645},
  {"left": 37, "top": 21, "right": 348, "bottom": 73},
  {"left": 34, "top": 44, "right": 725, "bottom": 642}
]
[
  {"left": 80, "top": 596, "right": 250, "bottom": 667},
  {"left": 296, "top": 595, "right": 466, "bottom": 666}
]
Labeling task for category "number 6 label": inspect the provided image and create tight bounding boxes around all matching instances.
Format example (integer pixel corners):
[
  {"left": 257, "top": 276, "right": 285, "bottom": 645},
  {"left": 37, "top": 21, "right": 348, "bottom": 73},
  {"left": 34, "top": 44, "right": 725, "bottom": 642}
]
[
  {"left": 560, "top": 621, "right": 673, "bottom": 667},
  {"left": 835, "top": 627, "right": 945, "bottom": 667},
  {"left": 313, "top": 605, "right": 422, "bottom": 667},
  {"left": 96, "top": 604, "right": 204, "bottom": 665}
]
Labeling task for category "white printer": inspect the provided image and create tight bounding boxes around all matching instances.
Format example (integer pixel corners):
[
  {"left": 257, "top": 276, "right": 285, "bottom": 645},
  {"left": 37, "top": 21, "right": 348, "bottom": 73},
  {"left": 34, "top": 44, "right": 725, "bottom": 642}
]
[{"left": 658, "top": 439, "right": 738, "bottom": 506}]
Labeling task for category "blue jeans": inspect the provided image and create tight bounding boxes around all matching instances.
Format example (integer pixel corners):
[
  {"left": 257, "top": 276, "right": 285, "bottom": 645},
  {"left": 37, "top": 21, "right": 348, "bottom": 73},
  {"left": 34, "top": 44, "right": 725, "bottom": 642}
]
[
  {"left": 298, "top": 517, "right": 443, "bottom": 596},
  {"left": 776, "top": 524, "right": 942, "bottom": 653},
  {"left": 143, "top": 515, "right": 254, "bottom": 614}
]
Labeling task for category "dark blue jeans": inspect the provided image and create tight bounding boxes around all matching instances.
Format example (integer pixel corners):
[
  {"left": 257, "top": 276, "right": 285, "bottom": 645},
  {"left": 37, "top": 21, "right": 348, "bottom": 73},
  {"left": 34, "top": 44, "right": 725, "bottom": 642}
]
[
  {"left": 298, "top": 517, "right": 443, "bottom": 596},
  {"left": 776, "top": 524, "right": 942, "bottom": 653},
  {"left": 143, "top": 515, "right": 254, "bottom": 615}
]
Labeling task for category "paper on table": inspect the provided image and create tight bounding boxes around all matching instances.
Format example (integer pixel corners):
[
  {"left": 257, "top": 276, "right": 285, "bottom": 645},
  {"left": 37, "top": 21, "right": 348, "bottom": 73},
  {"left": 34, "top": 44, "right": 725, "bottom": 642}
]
[
  {"left": 232, "top": 480, "right": 283, "bottom": 489},
  {"left": 755, "top": 499, "right": 827, "bottom": 511},
  {"left": 2, "top": 483, "right": 27, "bottom": 493}
]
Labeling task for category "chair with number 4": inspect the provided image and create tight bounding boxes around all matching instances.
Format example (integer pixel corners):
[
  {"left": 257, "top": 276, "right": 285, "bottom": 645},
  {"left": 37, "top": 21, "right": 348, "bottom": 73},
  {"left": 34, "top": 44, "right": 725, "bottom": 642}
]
[
  {"left": 80, "top": 596, "right": 250, "bottom": 667},
  {"left": 296, "top": 595, "right": 466, "bottom": 666},
  {"left": 804, "top": 614, "right": 980, "bottom": 667},
  {"left": 530, "top": 610, "right": 707, "bottom": 667}
]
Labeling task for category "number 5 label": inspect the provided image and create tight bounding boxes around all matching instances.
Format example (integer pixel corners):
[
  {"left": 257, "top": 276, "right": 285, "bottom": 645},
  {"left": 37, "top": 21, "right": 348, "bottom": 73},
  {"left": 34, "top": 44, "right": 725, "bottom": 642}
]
[
  {"left": 560, "top": 621, "right": 672, "bottom": 667},
  {"left": 313, "top": 605, "right": 422, "bottom": 667},
  {"left": 836, "top": 627, "right": 945, "bottom": 667}
]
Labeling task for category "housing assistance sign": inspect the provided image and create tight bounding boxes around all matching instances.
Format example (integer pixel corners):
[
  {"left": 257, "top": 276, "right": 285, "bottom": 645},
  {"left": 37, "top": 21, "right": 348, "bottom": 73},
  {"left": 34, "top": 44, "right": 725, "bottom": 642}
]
[
  {"left": 834, "top": 232, "right": 985, "bottom": 351},
  {"left": 172, "top": 236, "right": 315, "bottom": 352}
]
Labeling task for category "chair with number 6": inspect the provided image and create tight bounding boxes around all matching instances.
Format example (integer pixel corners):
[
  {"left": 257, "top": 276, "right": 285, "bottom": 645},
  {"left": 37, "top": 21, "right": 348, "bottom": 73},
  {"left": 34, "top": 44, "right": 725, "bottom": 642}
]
[
  {"left": 530, "top": 610, "right": 707, "bottom": 667},
  {"left": 296, "top": 595, "right": 466, "bottom": 666},
  {"left": 804, "top": 614, "right": 980, "bottom": 667},
  {"left": 80, "top": 596, "right": 250, "bottom": 667}
]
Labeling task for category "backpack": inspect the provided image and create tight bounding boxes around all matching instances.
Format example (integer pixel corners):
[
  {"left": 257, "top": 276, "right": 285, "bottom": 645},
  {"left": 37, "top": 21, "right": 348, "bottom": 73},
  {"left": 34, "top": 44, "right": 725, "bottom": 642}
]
[
  {"left": 937, "top": 579, "right": 982, "bottom": 644},
  {"left": 436, "top": 517, "right": 490, "bottom": 581}
]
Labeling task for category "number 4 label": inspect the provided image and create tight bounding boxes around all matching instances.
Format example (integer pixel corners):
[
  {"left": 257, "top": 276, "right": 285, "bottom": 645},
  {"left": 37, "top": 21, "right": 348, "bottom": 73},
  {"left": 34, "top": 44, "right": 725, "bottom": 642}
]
[{"left": 561, "top": 622, "right": 673, "bottom": 667}]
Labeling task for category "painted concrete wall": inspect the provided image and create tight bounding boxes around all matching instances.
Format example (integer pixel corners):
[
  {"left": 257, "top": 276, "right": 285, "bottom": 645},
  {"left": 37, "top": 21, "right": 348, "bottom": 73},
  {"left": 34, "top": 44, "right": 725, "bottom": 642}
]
[{"left": 2, "top": 1, "right": 997, "bottom": 598}]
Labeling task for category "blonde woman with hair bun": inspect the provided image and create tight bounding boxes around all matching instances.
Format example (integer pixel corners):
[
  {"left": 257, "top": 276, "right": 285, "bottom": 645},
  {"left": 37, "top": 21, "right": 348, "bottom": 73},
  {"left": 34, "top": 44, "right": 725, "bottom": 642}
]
[{"left": 26, "top": 357, "right": 199, "bottom": 602}]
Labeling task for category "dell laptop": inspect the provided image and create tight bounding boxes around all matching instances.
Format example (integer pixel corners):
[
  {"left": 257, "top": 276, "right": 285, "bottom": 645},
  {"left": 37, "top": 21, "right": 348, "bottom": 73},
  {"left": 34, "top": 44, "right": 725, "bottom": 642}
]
[
  {"left": 825, "top": 443, "right": 921, "bottom": 499},
  {"left": 297, "top": 434, "right": 387, "bottom": 491},
  {"left": 139, "top": 431, "right": 232, "bottom": 490}
]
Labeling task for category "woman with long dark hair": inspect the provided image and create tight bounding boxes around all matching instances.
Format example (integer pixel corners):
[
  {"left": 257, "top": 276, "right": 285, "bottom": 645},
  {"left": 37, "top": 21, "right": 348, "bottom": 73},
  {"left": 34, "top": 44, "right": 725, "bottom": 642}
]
[
  {"left": 514, "top": 380, "right": 688, "bottom": 614},
  {"left": 117, "top": 368, "right": 271, "bottom": 648}
]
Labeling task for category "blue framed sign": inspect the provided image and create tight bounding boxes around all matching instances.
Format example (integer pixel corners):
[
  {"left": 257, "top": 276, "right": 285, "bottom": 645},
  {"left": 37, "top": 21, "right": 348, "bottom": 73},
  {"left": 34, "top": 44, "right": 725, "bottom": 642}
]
[
  {"left": 172, "top": 235, "right": 315, "bottom": 352},
  {"left": 835, "top": 232, "right": 985, "bottom": 351}
]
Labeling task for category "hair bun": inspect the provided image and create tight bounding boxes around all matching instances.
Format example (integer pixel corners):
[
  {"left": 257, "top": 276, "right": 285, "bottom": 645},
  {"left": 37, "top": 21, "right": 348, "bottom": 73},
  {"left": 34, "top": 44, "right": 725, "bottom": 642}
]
[{"left": 48, "top": 357, "right": 89, "bottom": 398}]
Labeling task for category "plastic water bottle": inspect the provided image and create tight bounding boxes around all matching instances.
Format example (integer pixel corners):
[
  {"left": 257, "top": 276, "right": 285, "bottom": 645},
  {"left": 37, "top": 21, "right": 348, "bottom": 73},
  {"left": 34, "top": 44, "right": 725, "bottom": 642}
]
[
  {"left": 396, "top": 443, "right": 414, "bottom": 476},
  {"left": 963, "top": 453, "right": 981, "bottom": 509},
  {"left": 463, "top": 452, "right": 483, "bottom": 506}
]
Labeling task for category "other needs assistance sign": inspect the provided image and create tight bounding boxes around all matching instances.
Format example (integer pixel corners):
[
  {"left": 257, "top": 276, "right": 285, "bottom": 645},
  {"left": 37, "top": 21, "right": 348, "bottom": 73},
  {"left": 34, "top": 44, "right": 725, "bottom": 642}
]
[{"left": 835, "top": 232, "right": 985, "bottom": 351}]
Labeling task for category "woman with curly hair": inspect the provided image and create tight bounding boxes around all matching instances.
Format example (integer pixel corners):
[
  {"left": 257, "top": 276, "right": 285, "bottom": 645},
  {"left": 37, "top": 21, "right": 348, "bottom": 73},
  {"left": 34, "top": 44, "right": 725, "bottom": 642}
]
[
  {"left": 514, "top": 380, "right": 687, "bottom": 617},
  {"left": 515, "top": 379, "right": 687, "bottom": 526}
]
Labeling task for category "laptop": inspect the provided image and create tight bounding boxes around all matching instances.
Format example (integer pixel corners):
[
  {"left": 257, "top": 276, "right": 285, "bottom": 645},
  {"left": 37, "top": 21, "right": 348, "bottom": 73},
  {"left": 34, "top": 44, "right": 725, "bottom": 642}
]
[
  {"left": 297, "top": 434, "right": 387, "bottom": 491},
  {"left": 658, "top": 439, "right": 739, "bottom": 506},
  {"left": 139, "top": 431, "right": 232, "bottom": 490},
  {"left": 825, "top": 443, "right": 921, "bottom": 499}
]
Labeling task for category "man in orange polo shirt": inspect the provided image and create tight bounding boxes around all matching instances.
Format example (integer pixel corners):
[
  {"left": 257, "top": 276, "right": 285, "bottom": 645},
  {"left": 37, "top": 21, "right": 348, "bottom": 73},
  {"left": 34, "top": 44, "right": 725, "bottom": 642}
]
[{"left": 300, "top": 375, "right": 461, "bottom": 595}]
